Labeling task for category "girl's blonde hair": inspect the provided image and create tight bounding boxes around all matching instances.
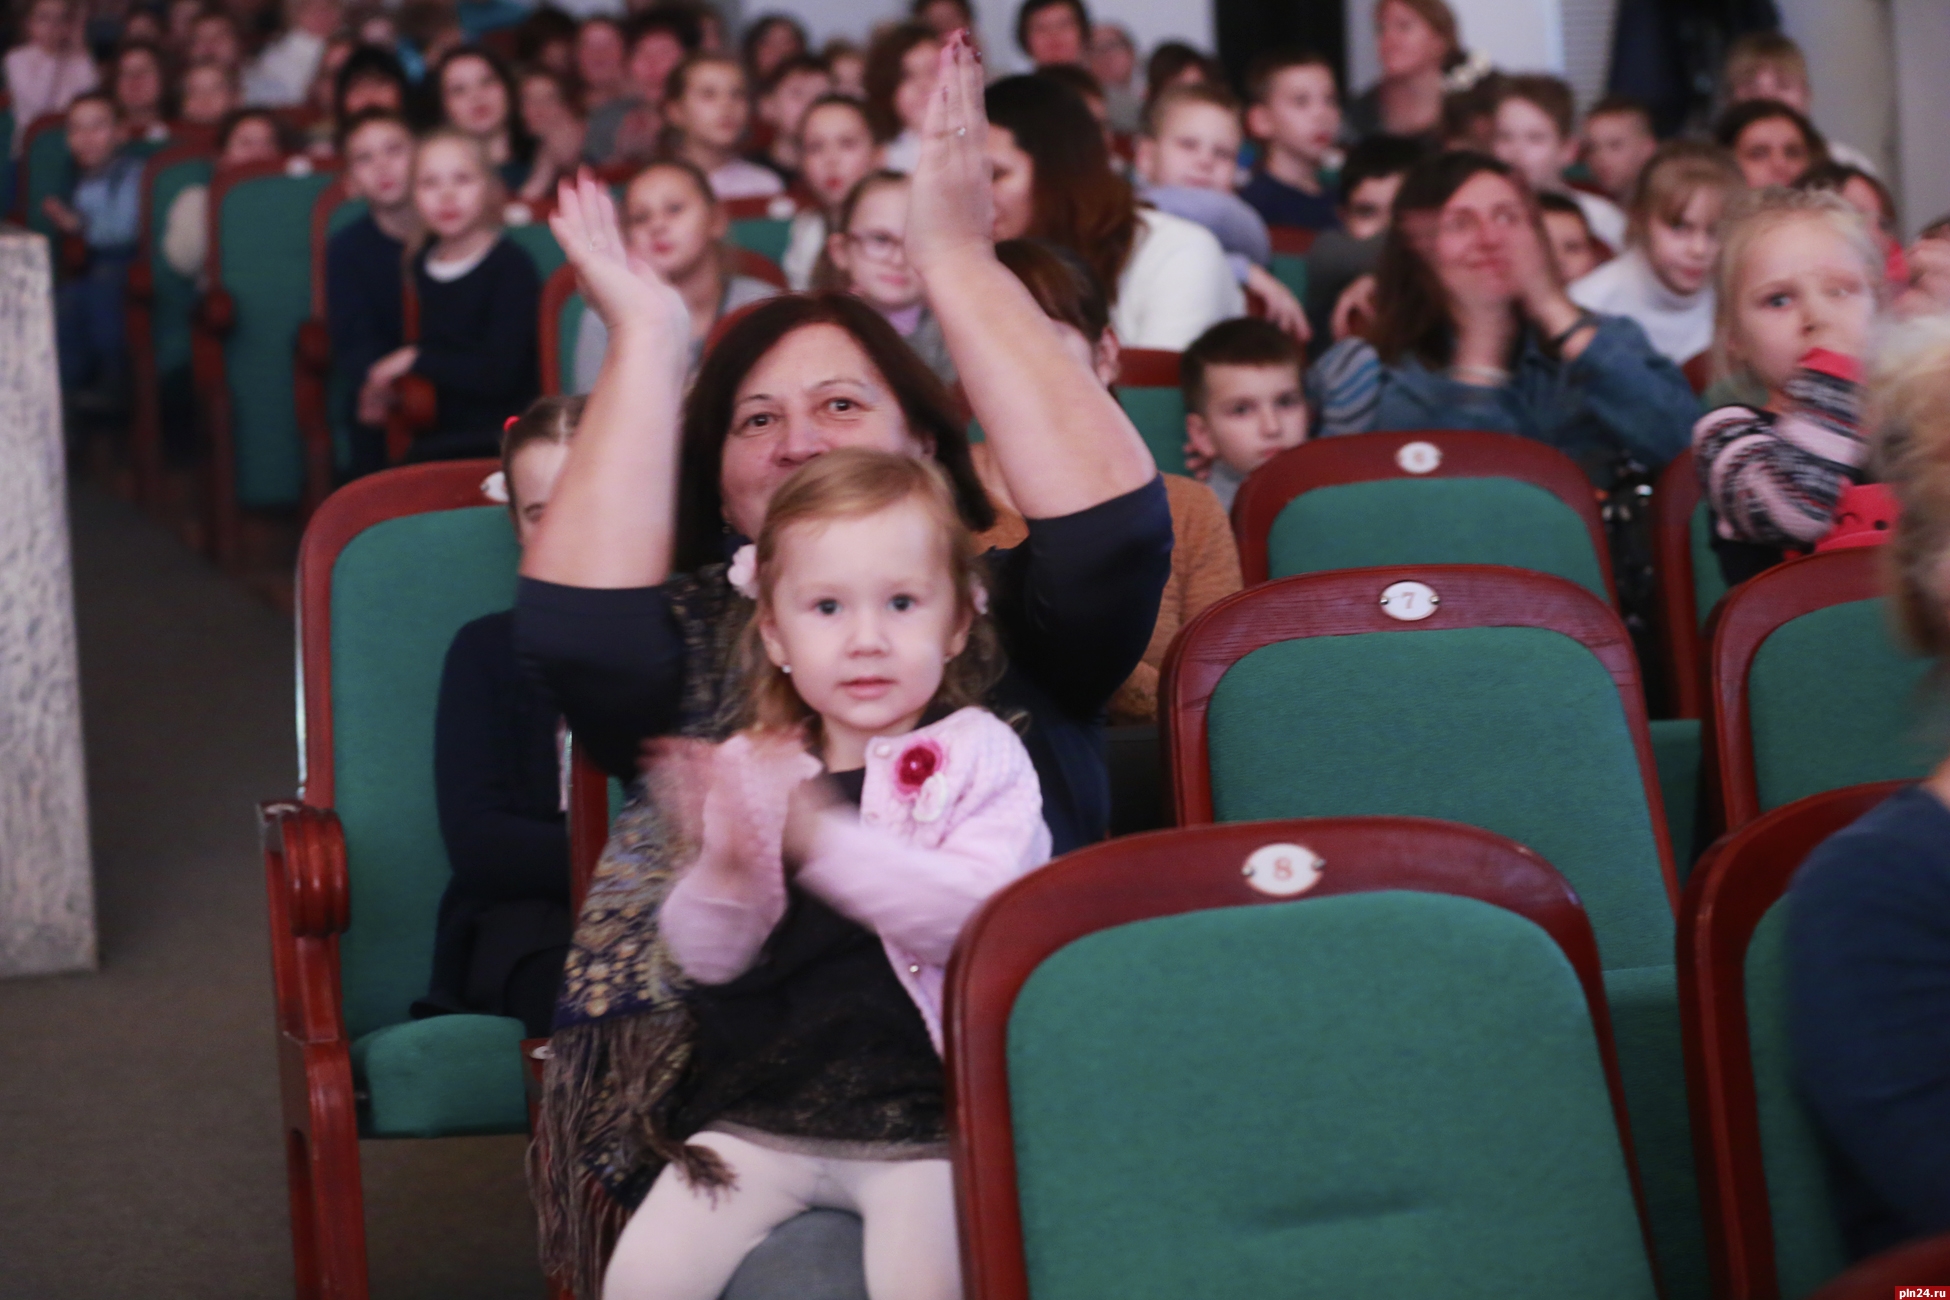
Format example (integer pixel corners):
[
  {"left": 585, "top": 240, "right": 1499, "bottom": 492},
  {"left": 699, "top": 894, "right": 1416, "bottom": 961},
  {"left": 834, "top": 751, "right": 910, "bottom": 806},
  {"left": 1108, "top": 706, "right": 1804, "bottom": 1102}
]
[
  {"left": 1710, "top": 186, "right": 1884, "bottom": 382},
  {"left": 410, "top": 126, "right": 507, "bottom": 231},
  {"left": 740, "top": 448, "right": 1002, "bottom": 739},
  {"left": 1627, "top": 139, "right": 1741, "bottom": 248},
  {"left": 1871, "top": 317, "right": 1950, "bottom": 657}
]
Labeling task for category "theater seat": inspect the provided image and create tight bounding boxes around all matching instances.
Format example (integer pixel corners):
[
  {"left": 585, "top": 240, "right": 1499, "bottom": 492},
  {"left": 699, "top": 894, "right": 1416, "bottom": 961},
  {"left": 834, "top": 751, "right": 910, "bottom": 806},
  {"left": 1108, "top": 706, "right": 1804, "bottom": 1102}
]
[
  {"left": 350, "top": 1014, "right": 529, "bottom": 1137},
  {"left": 1114, "top": 348, "right": 1187, "bottom": 474}
]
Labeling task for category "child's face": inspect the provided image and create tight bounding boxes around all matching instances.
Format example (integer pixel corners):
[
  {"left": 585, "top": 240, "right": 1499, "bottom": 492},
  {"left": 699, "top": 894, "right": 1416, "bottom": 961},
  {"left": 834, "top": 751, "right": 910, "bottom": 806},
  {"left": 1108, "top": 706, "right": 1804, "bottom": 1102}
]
[
  {"left": 443, "top": 55, "right": 510, "bottom": 139},
  {"left": 832, "top": 182, "right": 921, "bottom": 312},
  {"left": 190, "top": 15, "right": 240, "bottom": 67},
  {"left": 414, "top": 138, "right": 493, "bottom": 242},
  {"left": 759, "top": 499, "right": 971, "bottom": 763},
  {"left": 1733, "top": 118, "right": 1811, "bottom": 189},
  {"left": 509, "top": 439, "right": 571, "bottom": 548},
  {"left": 1188, "top": 362, "right": 1307, "bottom": 476},
  {"left": 576, "top": 22, "right": 625, "bottom": 91},
  {"left": 1492, "top": 97, "right": 1573, "bottom": 192},
  {"left": 893, "top": 38, "right": 941, "bottom": 134},
  {"left": 521, "top": 74, "right": 574, "bottom": 136},
  {"left": 830, "top": 51, "right": 866, "bottom": 99},
  {"left": 624, "top": 167, "right": 722, "bottom": 281},
  {"left": 1644, "top": 186, "right": 1723, "bottom": 296},
  {"left": 1732, "top": 67, "right": 1809, "bottom": 114},
  {"left": 347, "top": 120, "right": 414, "bottom": 209},
  {"left": 1543, "top": 209, "right": 1600, "bottom": 282},
  {"left": 1247, "top": 65, "right": 1340, "bottom": 168},
  {"left": 801, "top": 104, "right": 876, "bottom": 211},
  {"left": 220, "top": 116, "right": 280, "bottom": 169},
  {"left": 762, "top": 67, "right": 831, "bottom": 139},
  {"left": 27, "top": 0, "right": 71, "bottom": 51},
  {"left": 1140, "top": 101, "right": 1242, "bottom": 193},
  {"left": 115, "top": 49, "right": 165, "bottom": 117},
  {"left": 675, "top": 62, "right": 751, "bottom": 152},
  {"left": 749, "top": 21, "right": 802, "bottom": 81},
  {"left": 1583, "top": 111, "right": 1656, "bottom": 200},
  {"left": 1341, "top": 172, "right": 1404, "bottom": 240},
  {"left": 1729, "top": 217, "right": 1876, "bottom": 393},
  {"left": 66, "top": 101, "right": 122, "bottom": 171},
  {"left": 180, "top": 65, "right": 236, "bottom": 124},
  {"left": 628, "top": 31, "right": 685, "bottom": 100},
  {"left": 1089, "top": 26, "right": 1135, "bottom": 88}
]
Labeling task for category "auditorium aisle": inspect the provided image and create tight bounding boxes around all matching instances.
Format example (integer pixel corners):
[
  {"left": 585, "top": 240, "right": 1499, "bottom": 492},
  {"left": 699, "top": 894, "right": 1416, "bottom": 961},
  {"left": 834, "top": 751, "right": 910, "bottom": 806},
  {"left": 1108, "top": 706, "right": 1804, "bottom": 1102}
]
[{"left": 0, "top": 485, "right": 545, "bottom": 1299}]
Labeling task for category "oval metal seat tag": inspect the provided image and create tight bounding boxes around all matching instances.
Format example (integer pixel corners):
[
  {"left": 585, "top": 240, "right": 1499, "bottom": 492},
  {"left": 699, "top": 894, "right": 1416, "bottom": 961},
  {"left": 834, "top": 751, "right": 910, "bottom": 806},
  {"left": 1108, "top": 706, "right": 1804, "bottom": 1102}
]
[
  {"left": 1379, "top": 579, "right": 1440, "bottom": 621},
  {"left": 1242, "top": 843, "right": 1324, "bottom": 897},
  {"left": 1396, "top": 440, "right": 1442, "bottom": 474}
]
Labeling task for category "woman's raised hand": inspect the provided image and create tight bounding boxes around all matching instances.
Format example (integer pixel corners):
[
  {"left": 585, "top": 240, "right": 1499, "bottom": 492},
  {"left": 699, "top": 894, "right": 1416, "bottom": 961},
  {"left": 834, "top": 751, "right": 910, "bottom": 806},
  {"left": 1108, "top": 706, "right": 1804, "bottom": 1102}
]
[
  {"left": 549, "top": 168, "right": 688, "bottom": 352},
  {"left": 906, "top": 29, "right": 993, "bottom": 278}
]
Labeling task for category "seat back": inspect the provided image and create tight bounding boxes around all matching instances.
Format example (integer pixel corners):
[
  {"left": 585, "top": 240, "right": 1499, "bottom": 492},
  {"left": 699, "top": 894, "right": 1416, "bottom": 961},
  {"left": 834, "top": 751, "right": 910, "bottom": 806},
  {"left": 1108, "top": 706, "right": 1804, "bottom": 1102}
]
[
  {"left": 949, "top": 817, "right": 1660, "bottom": 1300},
  {"left": 728, "top": 216, "right": 793, "bottom": 266},
  {"left": 1114, "top": 348, "right": 1186, "bottom": 475},
  {"left": 1234, "top": 430, "right": 1615, "bottom": 599},
  {"left": 211, "top": 161, "right": 338, "bottom": 508},
  {"left": 141, "top": 147, "right": 212, "bottom": 384},
  {"left": 297, "top": 460, "right": 520, "bottom": 1041},
  {"left": 1708, "top": 548, "right": 1935, "bottom": 827},
  {"left": 1267, "top": 224, "right": 1313, "bottom": 302},
  {"left": 539, "top": 262, "right": 583, "bottom": 396},
  {"left": 1162, "top": 565, "right": 1676, "bottom": 972},
  {"left": 1654, "top": 446, "right": 1709, "bottom": 717},
  {"left": 1679, "top": 781, "right": 1905, "bottom": 1299},
  {"left": 20, "top": 112, "right": 73, "bottom": 239},
  {"left": 308, "top": 187, "right": 369, "bottom": 477},
  {"left": 505, "top": 219, "right": 563, "bottom": 280}
]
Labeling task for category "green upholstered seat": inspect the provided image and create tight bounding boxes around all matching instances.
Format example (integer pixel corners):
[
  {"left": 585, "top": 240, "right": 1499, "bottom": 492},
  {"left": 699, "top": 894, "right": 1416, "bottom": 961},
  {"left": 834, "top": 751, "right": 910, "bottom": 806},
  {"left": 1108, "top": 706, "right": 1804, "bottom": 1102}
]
[
  {"left": 1692, "top": 500, "right": 1727, "bottom": 627},
  {"left": 1269, "top": 249, "right": 1307, "bottom": 303},
  {"left": 506, "top": 221, "right": 563, "bottom": 279},
  {"left": 24, "top": 123, "right": 76, "bottom": 241},
  {"left": 1266, "top": 477, "right": 1610, "bottom": 598},
  {"left": 0, "top": 107, "right": 13, "bottom": 214},
  {"left": 1203, "top": 626, "right": 1706, "bottom": 1298},
  {"left": 1116, "top": 386, "right": 1187, "bottom": 475},
  {"left": 1650, "top": 717, "right": 1702, "bottom": 878},
  {"left": 1008, "top": 891, "right": 1658, "bottom": 1300},
  {"left": 729, "top": 216, "right": 793, "bottom": 265},
  {"left": 1747, "top": 599, "right": 1935, "bottom": 814},
  {"left": 1744, "top": 901, "right": 1848, "bottom": 1297},
  {"left": 330, "top": 505, "right": 527, "bottom": 1137},
  {"left": 215, "top": 170, "right": 337, "bottom": 508},
  {"left": 557, "top": 290, "right": 586, "bottom": 395},
  {"left": 145, "top": 156, "right": 213, "bottom": 412}
]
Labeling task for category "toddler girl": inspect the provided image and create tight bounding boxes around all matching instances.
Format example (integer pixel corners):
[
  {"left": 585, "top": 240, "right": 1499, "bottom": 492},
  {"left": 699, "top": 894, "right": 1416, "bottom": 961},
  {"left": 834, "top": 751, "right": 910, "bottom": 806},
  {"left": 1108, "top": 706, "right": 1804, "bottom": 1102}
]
[
  {"left": 1694, "top": 187, "right": 1884, "bottom": 585},
  {"left": 782, "top": 94, "right": 879, "bottom": 290},
  {"left": 662, "top": 53, "right": 784, "bottom": 200},
  {"left": 570, "top": 160, "right": 778, "bottom": 392},
  {"left": 1571, "top": 140, "right": 1743, "bottom": 366},
  {"left": 824, "top": 171, "right": 956, "bottom": 385},
  {"left": 600, "top": 447, "right": 1051, "bottom": 1300}
]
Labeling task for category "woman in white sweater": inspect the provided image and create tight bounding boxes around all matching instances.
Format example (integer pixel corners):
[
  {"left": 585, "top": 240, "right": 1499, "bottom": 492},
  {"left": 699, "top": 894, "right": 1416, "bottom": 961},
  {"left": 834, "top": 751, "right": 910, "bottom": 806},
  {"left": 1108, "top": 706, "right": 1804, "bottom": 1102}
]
[{"left": 983, "top": 73, "right": 1241, "bottom": 351}]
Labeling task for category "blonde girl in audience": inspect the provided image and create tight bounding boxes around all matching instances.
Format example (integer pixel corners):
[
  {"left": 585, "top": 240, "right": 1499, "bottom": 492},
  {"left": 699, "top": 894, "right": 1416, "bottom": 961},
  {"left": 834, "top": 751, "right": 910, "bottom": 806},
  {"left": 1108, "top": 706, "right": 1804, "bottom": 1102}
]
[
  {"left": 1694, "top": 188, "right": 1885, "bottom": 585},
  {"left": 663, "top": 53, "right": 785, "bottom": 200},
  {"left": 598, "top": 447, "right": 1048, "bottom": 1300},
  {"left": 571, "top": 159, "right": 778, "bottom": 392},
  {"left": 825, "top": 171, "right": 956, "bottom": 385},
  {"left": 863, "top": 23, "right": 938, "bottom": 174},
  {"left": 782, "top": 95, "right": 880, "bottom": 289},
  {"left": 6, "top": 0, "right": 98, "bottom": 153},
  {"left": 1571, "top": 140, "right": 1743, "bottom": 366}
]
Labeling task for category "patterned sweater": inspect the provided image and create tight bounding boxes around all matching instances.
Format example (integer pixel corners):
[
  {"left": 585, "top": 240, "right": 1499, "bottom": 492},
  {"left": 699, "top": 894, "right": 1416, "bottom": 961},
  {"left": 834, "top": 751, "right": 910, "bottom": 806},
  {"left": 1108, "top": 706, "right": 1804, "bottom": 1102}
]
[{"left": 1693, "top": 350, "right": 1867, "bottom": 549}]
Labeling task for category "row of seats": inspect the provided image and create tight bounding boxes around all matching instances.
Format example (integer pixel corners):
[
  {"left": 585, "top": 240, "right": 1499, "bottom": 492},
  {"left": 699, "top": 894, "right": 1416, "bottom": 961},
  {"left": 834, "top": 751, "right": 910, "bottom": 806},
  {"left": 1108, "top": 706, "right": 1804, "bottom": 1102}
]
[{"left": 257, "top": 455, "right": 1934, "bottom": 1297}]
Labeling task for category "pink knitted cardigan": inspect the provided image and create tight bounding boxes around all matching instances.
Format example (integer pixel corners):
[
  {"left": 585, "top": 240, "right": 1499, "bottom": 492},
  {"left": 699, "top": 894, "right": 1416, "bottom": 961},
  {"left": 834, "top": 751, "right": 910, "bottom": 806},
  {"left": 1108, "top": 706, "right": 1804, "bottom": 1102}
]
[{"left": 659, "top": 706, "right": 1052, "bottom": 1052}]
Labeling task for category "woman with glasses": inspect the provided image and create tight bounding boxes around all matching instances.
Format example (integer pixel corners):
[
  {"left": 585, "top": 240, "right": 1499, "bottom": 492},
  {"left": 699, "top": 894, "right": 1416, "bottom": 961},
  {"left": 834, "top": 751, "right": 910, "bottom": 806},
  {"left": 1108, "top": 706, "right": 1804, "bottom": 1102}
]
[{"left": 824, "top": 170, "right": 957, "bottom": 385}]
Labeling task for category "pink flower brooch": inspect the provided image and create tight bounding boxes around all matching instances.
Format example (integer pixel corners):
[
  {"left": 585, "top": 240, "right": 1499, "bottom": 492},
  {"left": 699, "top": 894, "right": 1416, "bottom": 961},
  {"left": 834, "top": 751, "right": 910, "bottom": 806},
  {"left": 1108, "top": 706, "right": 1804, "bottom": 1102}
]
[
  {"left": 894, "top": 738, "right": 949, "bottom": 823},
  {"left": 727, "top": 544, "right": 759, "bottom": 600}
]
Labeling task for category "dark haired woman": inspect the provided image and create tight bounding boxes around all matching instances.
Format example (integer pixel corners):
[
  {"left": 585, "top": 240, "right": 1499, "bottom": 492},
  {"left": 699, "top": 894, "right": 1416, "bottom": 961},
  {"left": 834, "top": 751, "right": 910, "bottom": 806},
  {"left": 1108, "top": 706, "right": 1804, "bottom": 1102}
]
[
  {"left": 1312, "top": 150, "right": 1696, "bottom": 489},
  {"left": 434, "top": 45, "right": 547, "bottom": 198},
  {"left": 985, "top": 73, "right": 1240, "bottom": 349},
  {"left": 1715, "top": 98, "right": 1827, "bottom": 190},
  {"left": 520, "top": 33, "right": 1168, "bottom": 1296}
]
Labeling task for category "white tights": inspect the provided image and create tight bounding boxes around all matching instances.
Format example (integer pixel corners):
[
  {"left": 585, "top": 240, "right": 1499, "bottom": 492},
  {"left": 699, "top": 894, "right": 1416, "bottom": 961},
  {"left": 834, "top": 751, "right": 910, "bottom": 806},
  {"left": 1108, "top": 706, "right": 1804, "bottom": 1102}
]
[{"left": 602, "top": 1130, "right": 962, "bottom": 1300}]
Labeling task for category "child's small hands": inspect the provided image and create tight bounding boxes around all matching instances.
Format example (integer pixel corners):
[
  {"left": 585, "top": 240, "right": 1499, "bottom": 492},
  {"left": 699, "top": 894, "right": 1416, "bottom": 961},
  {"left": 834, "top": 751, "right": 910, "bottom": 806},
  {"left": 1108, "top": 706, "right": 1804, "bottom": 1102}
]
[
  {"left": 782, "top": 772, "right": 841, "bottom": 869},
  {"left": 1330, "top": 275, "right": 1376, "bottom": 341},
  {"left": 1244, "top": 264, "right": 1312, "bottom": 343},
  {"left": 42, "top": 196, "right": 82, "bottom": 234}
]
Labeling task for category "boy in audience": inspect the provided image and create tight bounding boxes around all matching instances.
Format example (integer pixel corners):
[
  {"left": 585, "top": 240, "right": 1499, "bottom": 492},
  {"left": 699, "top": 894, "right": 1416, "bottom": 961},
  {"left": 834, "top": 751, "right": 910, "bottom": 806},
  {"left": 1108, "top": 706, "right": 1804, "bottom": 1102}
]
[
  {"left": 753, "top": 54, "right": 831, "bottom": 180},
  {"left": 1538, "top": 191, "right": 1603, "bottom": 281},
  {"left": 47, "top": 92, "right": 144, "bottom": 400},
  {"left": 1240, "top": 48, "right": 1343, "bottom": 230},
  {"left": 1722, "top": 31, "right": 1878, "bottom": 175},
  {"left": 327, "top": 109, "right": 417, "bottom": 476},
  {"left": 1182, "top": 317, "right": 1309, "bottom": 508},
  {"left": 1492, "top": 73, "right": 1626, "bottom": 249},
  {"left": 1299, "top": 133, "right": 1425, "bottom": 345},
  {"left": 1581, "top": 94, "right": 1658, "bottom": 205},
  {"left": 178, "top": 59, "right": 240, "bottom": 125},
  {"left": 584, "top": 5, "right": 701, "bottom": 166}
]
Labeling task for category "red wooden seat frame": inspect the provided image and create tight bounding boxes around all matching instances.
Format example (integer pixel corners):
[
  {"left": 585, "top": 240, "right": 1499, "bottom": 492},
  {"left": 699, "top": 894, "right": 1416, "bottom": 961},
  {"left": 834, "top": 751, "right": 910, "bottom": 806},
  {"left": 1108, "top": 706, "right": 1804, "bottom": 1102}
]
[
  {"left": 295, "top": 176, "right": 352, "bottom": 517},
  {"left": 258, "top": 459, "right": 506, "bottom": 1300},
  {"left": 1682, "top": 352, "right": 1714, "bottom": 396},
  {"left": 125, "top": 139, "right": 214, "bottom": 509},
  {"left": 1267, "top": 225, "right": 1317, "bottom": 257},
  {"left": 1806, "top": 1228, "right": 1950, "bottom": 1297},
  {"left": 1706, "top": 547, "right": 1886, "bottom": 830},
  {"left": 539, "top": 261, "right": 579, "bottom": 396},
  {"left": 1653, "top": 446, "right": 1707, "bottom": 718},
  {"left": 946, "top": 815, "right": 1660, "bottom": 1300},
  {"left": 1677, "top": 779, "right": 1907, "bottom": 1300},
  {"left": 1116, "top": 347, "right": 1179, "bottom": 388},
  {"left": 1230, "top": 429, "right": 1616, "bottom": 596},
  {"left": 1159, "top": 565, "right": 1681, "bottom": 905},
  {"left": 10, "top": 111, "right": 67, "bottom": 224},
  {"left": 721, "top": 192, "right": 797, "bottom": 221}
]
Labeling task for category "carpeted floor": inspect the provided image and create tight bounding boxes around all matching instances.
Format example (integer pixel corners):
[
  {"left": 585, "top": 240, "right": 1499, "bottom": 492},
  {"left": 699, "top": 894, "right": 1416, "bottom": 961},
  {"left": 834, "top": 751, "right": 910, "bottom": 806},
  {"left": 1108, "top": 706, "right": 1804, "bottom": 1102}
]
[{"left": 0, "top": 486, "right": 545, "bottom": 1299}]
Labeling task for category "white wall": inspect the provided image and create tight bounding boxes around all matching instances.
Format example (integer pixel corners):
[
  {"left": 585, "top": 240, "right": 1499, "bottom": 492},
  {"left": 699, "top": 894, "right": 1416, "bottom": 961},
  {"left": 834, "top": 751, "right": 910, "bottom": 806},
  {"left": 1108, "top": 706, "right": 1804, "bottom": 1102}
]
[
  {"left": 1775, "top": 0, "right": 1895, "bottom": 194},
  {"left": 762, "top": 0, "right": 1212, "bottom": 74}
]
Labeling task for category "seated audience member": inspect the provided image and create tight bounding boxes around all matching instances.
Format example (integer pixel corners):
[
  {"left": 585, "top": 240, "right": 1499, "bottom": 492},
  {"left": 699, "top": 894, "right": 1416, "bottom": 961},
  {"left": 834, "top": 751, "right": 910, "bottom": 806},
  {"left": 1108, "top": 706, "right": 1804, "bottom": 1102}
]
[
  {"left": 178, "top": 59, "right": 240, "bottom": 126},
  {"left": 47, "top": 93, "right": 143, "bottom": 398},
  {"left": 1798, "top": 162, "right": 1903, "bottom": 273},
  {"left": 583, "top": 6, "right": 701, "bottom": 167},
  {"left": 662, "top": 53, "right": 783, "bottom": 200},
  {"left": 1240, "top": 48, "right": 1344, "bottom": 232},
  {"left": 823, "top": 37, "right": 866, "bottom": 98},
  {"left": 187, "top": 8, "right": 244, "bottom": 74},
  {"left": 161, "top": 107, "right": 283, "bottom": 281},
  {"left": 974, "top": 239, "right": 1241, "bottom": 724},
  {"left": 1539, "top": 191, "right": 1603, "bottom": 283},
  {"left": 987, "top": 73, "right": 1242, "bottom": 350},
  {"left": 752, "top": 54, "right": 831, "bottom": 182},
  {"left": 328, "top": 108, "right": 417, "bottom": 477},
  {"left": 782, "top": 95, "right": 878, "bottom": 289},
  {"left": 1571, "top": 140, "right": 1741, "bottom": 365},
  {"left": 360, "top": 128, "right": 540, "bottom": 459},
  {"left": 573, "top": 17, "right": 631, "bottom": 126},
  {"left": 1345, "top": 0, "right": 1459, "bottom": 143},
  {"left": 7, "top": 0, "right": 100, "bottom": 153},
  {"left": 1183, "top": 317, "right": 1308, "bottom": 508},
  {"left": 1897, "top": 217, "right": 1950, "bottom": 321},
  {"left": 519, "top": 67, "right": 588, "bottom": 194},
  {"left": 1581, "top": 93, "right": 1658, "bottom": 206},
  {"left": 333, "top": 42, "right": 408, "bottom": 122},
  {"left": 1133, "top": 84, "right": 1308, "bottom": 337},
  {"left": 1088, "top": 21, "right": 1141, "bottom": 135},
  {"left": 245, "top": 0, "right": 342, "bottom": 106},
  {"left": 437, "top": 45, "right": 556, "bottom": 202},
  {"left": 1723, "top": 30, "right": 1878, "bottom": 176},
  {"left": 572, "top": 159, "right": 778, "bottom": 391},
  {"left": 165, "top": 0, "right": 205, "bottom": 56},
  {"left": 1715, "top": 98, "right": 1826, "bottom": 190},
  {"left": 1438, "top": 67, "right": 1504, "bottom": 154},
  {"left": 110, "top": 40, "right": 171, "bottom": 141},
  {"left": 1036, "top": 62, "right": 1113, "bottom": 147},
  {"left": 825, "top": 171, "right": 954, "bottom": 385},
  {"left": 1017, "top": 0, "right": 1087, "bottom": 68},
  {"left": 1143, "top": 40, "right": 1220, "bottom": 105},
  {"left": 1493, "top": 73, "right": 1627, "bottom": 250},
  {"left": 1789, "top": 318, "right": 1950, "bottom": 1262},
  {"left": 414, "top": 396, "right": 580, "bottom": 1039},
  {"left": 913, "top": 0, "right": 975, "bottom": 40},
  {"left": 1298, "top": 133, "right": 1425, "bottom": 344},
  {"left": 863, "top": 22, "right": 937, "bottom": 174},
  {"left": 1693, "top": 188, "right": 1881, "bottom": 584},
  {"left": 511, "top": 7, "right": 576, "bottom": 77},
  {"left": 1310, "top": 151, "right": 1696, "bottom": 491},
  {"left": 740, "top": 12, "right": 806, "bottom": 85}
]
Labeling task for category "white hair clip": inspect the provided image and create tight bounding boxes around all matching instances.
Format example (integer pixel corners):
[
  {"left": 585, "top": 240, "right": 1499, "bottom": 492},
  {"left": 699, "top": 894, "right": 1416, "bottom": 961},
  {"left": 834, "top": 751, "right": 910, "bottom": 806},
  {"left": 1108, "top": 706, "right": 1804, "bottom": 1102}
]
[
  {"left": 727, "top": 544, "right": 759, "bottom": 600},
  {"left": 971, "top": 581, "right": 989, "bottom": 615},
  {"left": 481, "top": 470, "right": 510, "bottom": 504}
]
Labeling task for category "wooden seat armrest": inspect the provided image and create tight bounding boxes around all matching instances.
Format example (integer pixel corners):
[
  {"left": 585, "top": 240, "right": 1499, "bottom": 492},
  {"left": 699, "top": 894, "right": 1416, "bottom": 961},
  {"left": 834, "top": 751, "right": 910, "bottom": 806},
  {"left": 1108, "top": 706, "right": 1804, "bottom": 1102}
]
[
  {"left": 384, "top": 373, "right": 439, "bottom": 465},
  {"left": 258, "top": 800, "right": 351, "bottom": 1043},
  {"left": 195, "top": 286, "right": 236, "bottom": 337},
  {"left": 296, "top": 318, "right": 332, "bottom": 374},
  {"left": 126, "top": 259, "right": 155, "bottom": 304},
  {"left": 1808, "top": 1230, "right": 1950, "bottom": 1297}
]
